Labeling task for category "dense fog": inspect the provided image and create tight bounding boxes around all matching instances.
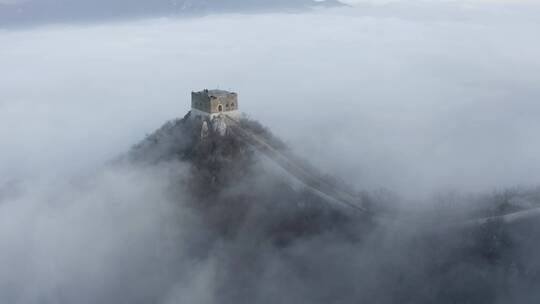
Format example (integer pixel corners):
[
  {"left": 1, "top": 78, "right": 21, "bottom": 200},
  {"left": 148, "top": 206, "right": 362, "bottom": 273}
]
[
  {"left": 1, "top": 1, "right": 540, "bottom": 303},
  {"left": 2, "top": 2, "right": 539, "bottom": 197}
]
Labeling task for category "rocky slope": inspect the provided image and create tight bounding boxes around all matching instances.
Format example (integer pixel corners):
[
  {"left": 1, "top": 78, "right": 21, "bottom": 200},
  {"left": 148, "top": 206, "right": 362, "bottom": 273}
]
[{"left": 120, "top": 112, "right": 540, "bottom": 304}]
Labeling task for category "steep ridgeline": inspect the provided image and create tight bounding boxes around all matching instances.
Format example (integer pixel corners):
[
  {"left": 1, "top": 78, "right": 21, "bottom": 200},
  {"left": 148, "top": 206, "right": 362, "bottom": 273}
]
[
  {"left": 123, "top": 112, "right": 540, "bottom": 304},
  {"left": 127, "top": 112, "right": 364, "bottom": 244}
]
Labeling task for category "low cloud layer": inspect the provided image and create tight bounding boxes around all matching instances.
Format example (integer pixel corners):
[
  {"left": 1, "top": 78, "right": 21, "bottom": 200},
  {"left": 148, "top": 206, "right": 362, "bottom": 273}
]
[
  {"left": 1, "top": 2, "right": 540, "bottom": 303},
  {"left": 1, "top": 3, "right": 539, "bottom": 197},
  {"left": 2, "top": 111, "right": 540, "bottom": 304},
  {"left": 0, "top": 162, "right": 208, "bottom": 303}
]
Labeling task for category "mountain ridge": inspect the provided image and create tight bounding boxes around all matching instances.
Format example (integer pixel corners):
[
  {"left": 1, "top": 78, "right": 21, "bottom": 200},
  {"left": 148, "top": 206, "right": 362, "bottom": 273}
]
[
  {"left": 119, "top": 112, "right": 540, "bottom": 303},
  {"left": 0, "top": 0, "right": 344, "bottom": 28}
]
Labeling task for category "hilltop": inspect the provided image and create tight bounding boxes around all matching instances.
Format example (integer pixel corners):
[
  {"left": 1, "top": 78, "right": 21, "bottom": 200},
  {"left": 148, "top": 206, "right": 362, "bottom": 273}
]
[
  {"left": 126, "top": 112, "right": 361, "bottom": 245},
  {"left": 118, "top": 111, "right": 540, "bottom": 303}
]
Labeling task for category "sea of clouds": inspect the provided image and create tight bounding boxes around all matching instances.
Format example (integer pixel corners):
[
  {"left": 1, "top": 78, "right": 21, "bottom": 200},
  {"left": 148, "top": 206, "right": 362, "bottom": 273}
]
[
  {"left": 1, "top": 1, "right": 539, "bottom": 196},
  {"left": 1, "top": 1, "right": 540, "bottom": 303}
]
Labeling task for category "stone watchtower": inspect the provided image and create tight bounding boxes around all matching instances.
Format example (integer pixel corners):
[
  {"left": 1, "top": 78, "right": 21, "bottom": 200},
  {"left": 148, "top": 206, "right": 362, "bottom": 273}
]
[{"left": 191, "top": 89, "right": 239, "bottom": 119}]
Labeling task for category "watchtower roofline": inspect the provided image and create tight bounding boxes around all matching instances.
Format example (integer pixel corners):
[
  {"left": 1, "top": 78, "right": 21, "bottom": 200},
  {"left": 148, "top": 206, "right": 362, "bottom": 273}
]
[{"left": 191, "top": 89, "right": 239, "bottom": 119}]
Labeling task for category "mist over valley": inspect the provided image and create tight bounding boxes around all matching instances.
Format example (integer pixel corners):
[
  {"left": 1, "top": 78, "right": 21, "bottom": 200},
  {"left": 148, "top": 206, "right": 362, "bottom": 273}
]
[{"left": 1, "top": 1, "right": 540, "bottom": 303}]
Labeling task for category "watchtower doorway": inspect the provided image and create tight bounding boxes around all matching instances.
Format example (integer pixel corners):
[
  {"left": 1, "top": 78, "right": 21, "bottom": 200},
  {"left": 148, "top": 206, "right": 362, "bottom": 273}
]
[{"left": 218, "top": 104, "right": 223, "bottom": 112}]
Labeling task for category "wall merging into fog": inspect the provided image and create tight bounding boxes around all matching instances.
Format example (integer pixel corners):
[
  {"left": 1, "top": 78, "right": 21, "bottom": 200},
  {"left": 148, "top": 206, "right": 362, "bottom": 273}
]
[{"left": 1, "top": 2, "right": 540, "bottom": 303}]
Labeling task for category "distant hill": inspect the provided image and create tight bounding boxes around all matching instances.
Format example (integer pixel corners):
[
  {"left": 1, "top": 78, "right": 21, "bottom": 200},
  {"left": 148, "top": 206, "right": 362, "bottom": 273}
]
[{"left": 0, "top": 0, "right": 344, "bottom": 28}]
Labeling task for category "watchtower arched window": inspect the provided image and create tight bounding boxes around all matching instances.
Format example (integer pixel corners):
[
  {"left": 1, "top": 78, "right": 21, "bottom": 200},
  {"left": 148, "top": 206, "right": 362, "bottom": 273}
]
[{"left": 218, "top": 104, "right": 223, "bottom": 112}]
